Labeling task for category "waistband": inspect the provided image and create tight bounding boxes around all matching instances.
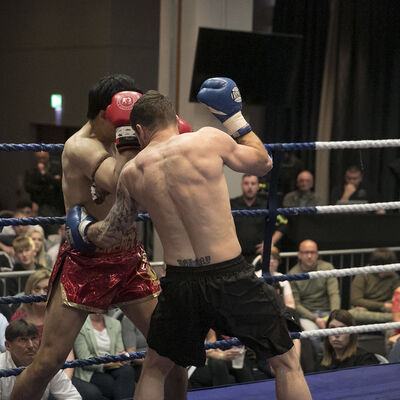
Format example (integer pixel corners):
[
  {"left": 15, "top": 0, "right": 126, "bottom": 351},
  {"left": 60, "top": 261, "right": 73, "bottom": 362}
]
[{"left": 165, "top": 254, "right": 247, "bottom": 278}]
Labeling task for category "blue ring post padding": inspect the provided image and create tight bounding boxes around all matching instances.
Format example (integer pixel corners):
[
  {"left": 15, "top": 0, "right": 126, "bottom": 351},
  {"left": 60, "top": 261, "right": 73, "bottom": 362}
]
[{"left": 261, "top": 150, "right": 282, "bottom": 277}]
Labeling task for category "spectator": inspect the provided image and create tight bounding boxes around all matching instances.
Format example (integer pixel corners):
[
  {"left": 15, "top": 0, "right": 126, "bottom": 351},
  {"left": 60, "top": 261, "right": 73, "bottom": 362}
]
[
  {"left": 230, "top": 174, "right": 288, "bottom": 262},
  {"left": 10, "top": 269, "right": 76, "bottom": 381},
  {"left": 6, "top": 236, "right": 47, "bottom": 296},
  {"left": 11, "top": 269, "right": 50, "bottom": 342},
  {"left": 0, "top": 319, "right": 81, "bottom": 398},
  {"left": 0, "top": 209, "right": 17, "bottom": 257},
  {"left": 11, "top": 209, "right": 30, "bottom": 240},
  {"left": 349, "top": 248, "right": 400, "bottom": 324},
  {"left": 189, "top": 329, "right": 253, "bottom": 389},
  {"left": 47, "top": 224, "right": 66, "bottom": 267},
  {"left": 15, "top": 199, "right": 38, "bottom": 218},
  {"left": 24, "top": 151, "right": 64, "bottom": 235},
  {"left": 330, "top": 165, "right": 372, "bottom": 205},
  {"left": 255, "top": 246, "right": 295, "bottom": 309},
  {"left": 289, "top": 239, "right": 341, "bottom": 355},
  {"left": 73, "top": 313, "right": 136, "bottom": 400},
  {"left": 319, "top": 309, "right": 379, "bottom": 371},
  {"left": 0, "top": 209, "right": 30, "bottom": 259},
  {"left": 283, "top": 170, "right": 320, "bottom": 208},
  {"left": 0, "top": 312, "right": 8, "bottom": 352},
  {"left": 255, "top": 247, "right": 307, "bottom": 373},
  {"left": 27, "top": 226, "right": 53, "bottom": 269}
]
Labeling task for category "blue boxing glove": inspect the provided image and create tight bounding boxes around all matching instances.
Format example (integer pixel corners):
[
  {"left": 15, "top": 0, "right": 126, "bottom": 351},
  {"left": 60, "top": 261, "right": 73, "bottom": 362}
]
[
  {"left": 65, "top": 205, "right": 96, "bottom": 254},
  {"left": 197, "top": 77, "right": 252, "bottom": 139}
]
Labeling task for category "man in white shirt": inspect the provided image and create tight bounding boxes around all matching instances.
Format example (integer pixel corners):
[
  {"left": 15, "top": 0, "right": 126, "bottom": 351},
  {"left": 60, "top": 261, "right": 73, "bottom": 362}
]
[{"left": 0, "top": 319, "right": 81, "bottom": 399}]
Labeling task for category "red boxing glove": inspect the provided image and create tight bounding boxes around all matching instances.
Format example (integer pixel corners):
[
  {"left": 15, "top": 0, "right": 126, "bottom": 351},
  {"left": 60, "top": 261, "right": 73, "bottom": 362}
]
[
  {"left": 177, "top": 116, "right": 193, "bottom": 134},
  {"left": 106, "top": 91, "right": 142, "bottom": 152}
]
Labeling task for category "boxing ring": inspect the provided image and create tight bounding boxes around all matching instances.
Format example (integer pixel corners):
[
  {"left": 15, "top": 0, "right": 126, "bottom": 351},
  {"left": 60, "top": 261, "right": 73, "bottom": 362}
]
[{"left": 1, "top": 139, "right": 400, "bottom": 399}]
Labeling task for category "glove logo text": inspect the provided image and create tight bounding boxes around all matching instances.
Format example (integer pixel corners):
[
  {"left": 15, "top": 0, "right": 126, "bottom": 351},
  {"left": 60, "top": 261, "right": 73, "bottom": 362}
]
[
  {"left": 230, "top": 87, "right": 242, "bottom": 103},
  {"left": 117, "top": 96, "right": 135, "bottom": 111}
]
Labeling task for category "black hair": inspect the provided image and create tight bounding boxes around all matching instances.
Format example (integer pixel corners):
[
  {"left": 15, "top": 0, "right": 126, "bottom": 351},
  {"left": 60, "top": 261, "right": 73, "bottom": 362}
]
[
  {"left": 5, "top": 319, "right": 39, "bottom": 342},
  {"left": 86, "top": 73, "right": 142, "bottom": 120}
]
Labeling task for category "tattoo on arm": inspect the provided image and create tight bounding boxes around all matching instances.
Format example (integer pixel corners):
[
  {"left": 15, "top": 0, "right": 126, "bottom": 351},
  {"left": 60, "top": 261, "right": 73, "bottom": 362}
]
[
  {"left": 177, "top": 256, "right": 211, "bottom": 267},
  {"left": 89, "top": 178, "right": 138, "bottom": 245}
]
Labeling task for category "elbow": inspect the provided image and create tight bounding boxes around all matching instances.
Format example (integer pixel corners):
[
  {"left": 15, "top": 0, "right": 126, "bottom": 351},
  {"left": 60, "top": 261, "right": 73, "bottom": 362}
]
[{"left": 256, "top": 157, "right": 273, "bottom": 177}]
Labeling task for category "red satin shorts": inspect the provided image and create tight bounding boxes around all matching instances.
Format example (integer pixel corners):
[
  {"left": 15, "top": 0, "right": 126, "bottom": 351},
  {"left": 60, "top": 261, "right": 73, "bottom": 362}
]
[{"left": 48, "top": 232, "right": 161, "bottom": 313}]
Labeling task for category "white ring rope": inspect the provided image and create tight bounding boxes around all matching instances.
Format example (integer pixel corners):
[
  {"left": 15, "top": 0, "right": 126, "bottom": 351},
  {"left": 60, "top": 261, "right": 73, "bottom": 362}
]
[
  {"left": 315, "top": 139, "right": 400, "bottom": 150},
  {"left": 299, "top": 322, "right": 400, "bottom": 339},
  {"left": 315, "top": 202, "right": 400, "bottom": 214},
  {"left": 308, "top": 263, "right": 400, "bottom": 280}
]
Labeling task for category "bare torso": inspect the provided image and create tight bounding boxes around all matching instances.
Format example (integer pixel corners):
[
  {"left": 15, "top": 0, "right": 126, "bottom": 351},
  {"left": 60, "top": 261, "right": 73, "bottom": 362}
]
[
  {"left": 62, "top": 122, "right": 117, "bottom": 219},
  {"left": 123, "top": 129, "right": 242, "bottom": 266}
]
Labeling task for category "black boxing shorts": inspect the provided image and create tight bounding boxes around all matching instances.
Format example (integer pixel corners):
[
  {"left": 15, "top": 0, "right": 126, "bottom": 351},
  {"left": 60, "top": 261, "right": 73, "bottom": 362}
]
[{"left": 147, "top": 254, "right": 295, "bottom": 367}]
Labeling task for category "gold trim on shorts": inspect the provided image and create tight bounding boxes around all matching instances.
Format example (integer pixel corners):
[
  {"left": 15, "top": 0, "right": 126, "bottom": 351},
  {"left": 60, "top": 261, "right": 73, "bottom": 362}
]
[
  {"left": 59, "top": 282, "right": 161, "bottom": 313},
  {"left": 115, "top": 290, "right": 161, "bottom": 309}
]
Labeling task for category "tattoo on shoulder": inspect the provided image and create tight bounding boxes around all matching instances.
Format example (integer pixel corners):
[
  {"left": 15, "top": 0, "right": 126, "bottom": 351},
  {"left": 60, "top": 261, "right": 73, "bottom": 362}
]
[{"left": 177, "top": 256, "right": 211, "bottom": 267}]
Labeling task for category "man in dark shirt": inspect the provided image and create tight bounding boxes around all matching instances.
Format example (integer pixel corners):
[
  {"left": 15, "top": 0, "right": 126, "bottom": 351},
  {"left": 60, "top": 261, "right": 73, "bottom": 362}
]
[
  {"left": 230, "top": 174, "right": 287, "bottom": 263},
  {"left": 330, "top": 165, "right": 372, "bottom": 205}
]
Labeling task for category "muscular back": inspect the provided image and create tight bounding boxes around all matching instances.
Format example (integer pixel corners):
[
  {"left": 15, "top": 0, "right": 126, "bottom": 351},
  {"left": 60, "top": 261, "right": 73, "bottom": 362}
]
[{"left": 123, "top": 129, "right": 242, "bottom": 266}]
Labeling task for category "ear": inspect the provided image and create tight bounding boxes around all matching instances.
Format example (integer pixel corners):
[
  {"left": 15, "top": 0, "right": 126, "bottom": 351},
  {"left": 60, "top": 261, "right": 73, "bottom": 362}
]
[
  {"left": 5, "top": 340, "right": 11, "bottom": 351},
  {"left": 98, "top": 110, "right": 107, "bottom": 120}
]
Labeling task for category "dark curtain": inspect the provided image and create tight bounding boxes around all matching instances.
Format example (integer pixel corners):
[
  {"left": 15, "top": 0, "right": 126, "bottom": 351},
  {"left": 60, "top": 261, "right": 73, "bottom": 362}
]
[
  {"left": 329, "top": 0, "right": 400, "bottom": 202},
  {"left": 272, "top": 0, "right": 330, "bottom": 173}
]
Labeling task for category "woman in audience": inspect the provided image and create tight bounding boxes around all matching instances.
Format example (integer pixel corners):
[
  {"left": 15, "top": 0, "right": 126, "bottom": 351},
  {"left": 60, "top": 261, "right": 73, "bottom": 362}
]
[
  {"left": 11, "top": 269, "right": 50, "bottom": 341},
  {"left": 319, "top": 309, "right": 379, "bottom": 371},
  {"left": 27, "top": 226, "right": 52, "bottom": 269},
  {"left": 73, "top": 313, "right": 136, "bottom": 399}
]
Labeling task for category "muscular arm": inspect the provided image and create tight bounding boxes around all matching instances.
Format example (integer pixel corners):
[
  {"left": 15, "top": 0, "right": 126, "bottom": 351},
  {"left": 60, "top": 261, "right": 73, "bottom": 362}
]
[
  {"left": 94, "top": 149, "right": 138, "bottom": 194},
  {"left": 87, "top": 171, "right": 138, "bottom": 247},
  {"left": 221, "top": 131, "right": 272, "bottom": 177}
]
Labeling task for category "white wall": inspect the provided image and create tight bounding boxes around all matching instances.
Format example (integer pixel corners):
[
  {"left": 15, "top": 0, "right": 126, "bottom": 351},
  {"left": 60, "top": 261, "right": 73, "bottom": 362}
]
[{"left": 154, "top": 0, "right": 254, "bottom": 260}]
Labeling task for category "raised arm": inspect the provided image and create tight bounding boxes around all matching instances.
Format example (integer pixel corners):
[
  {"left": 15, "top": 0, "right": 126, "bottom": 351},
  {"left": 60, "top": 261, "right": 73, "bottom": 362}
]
[{"left": 197, "top": 77, "right": 272, "bottom": 177}]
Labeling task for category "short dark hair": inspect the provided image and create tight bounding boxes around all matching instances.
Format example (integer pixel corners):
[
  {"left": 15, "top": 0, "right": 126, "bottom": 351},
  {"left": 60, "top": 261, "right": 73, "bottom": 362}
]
[
  {"left": 5, "top": 319, "right": 39, "bottom": 342},
  {"left": 346, "top": 165, "right": 362, "bottom": 174},
  {"left": 242, "top": 174, "right": 259, "bottom": 181},
  {"left": 369, "top": 248, "right": 397, "bottom": 265},
  {"left": 130, "top": 90, "right": 177, "bottom": 133},
  {"left": 87, "top": 74, "right": 142, "bottom": 120}
]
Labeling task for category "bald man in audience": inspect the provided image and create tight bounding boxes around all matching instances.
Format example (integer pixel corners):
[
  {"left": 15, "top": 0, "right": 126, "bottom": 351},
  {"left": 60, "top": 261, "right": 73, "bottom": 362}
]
[{"left": 283, "top": 170, "right": 320, "bottom": 208}]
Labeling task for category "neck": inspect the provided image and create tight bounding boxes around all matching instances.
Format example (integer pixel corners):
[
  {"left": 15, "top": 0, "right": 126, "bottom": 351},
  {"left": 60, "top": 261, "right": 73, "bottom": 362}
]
[
  {"left": 90, "top": 314, "right": 104, "bottom": 323},
  {"left": 89, "top": 120, "right": 113, "bottom": 145},
  {"left": 29, "top": 304, "right": 46, "bottom": 319},
  {"left": 334, "top": 348, "right": 345, "bottom": 359},
  {"left": 243, "top": 196, "right": 256, "bottom": 207}
]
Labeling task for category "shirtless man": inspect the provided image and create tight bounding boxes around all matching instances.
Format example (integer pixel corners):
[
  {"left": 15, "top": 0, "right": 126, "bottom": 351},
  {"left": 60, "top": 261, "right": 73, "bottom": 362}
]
[
  {"left": 67, "top": 78, "right": 312, "bottom": 400},
  {"left": 11, "top": 74, "right": 187, "bottom": 400}
]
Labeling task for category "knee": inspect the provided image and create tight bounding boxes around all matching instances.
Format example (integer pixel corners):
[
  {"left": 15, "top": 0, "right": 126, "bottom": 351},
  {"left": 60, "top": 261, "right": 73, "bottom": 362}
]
[
  {"left": 168, "top": 365, "right": 188, "bottom": 385},
  {"left": 268, "top": 347, "right": 302, "bottom": 374},
  {"left": 144, "top": 348, "right": 175, "bottom": 377},
  {"left": 117, "top": 364, "right": 135, "bottom": 380}
]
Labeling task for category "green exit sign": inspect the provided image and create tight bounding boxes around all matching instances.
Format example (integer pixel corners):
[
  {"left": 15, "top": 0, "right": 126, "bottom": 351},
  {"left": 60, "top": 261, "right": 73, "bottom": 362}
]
[{"left": 51, "top": 94, "right": 62, "bottom": 108}]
